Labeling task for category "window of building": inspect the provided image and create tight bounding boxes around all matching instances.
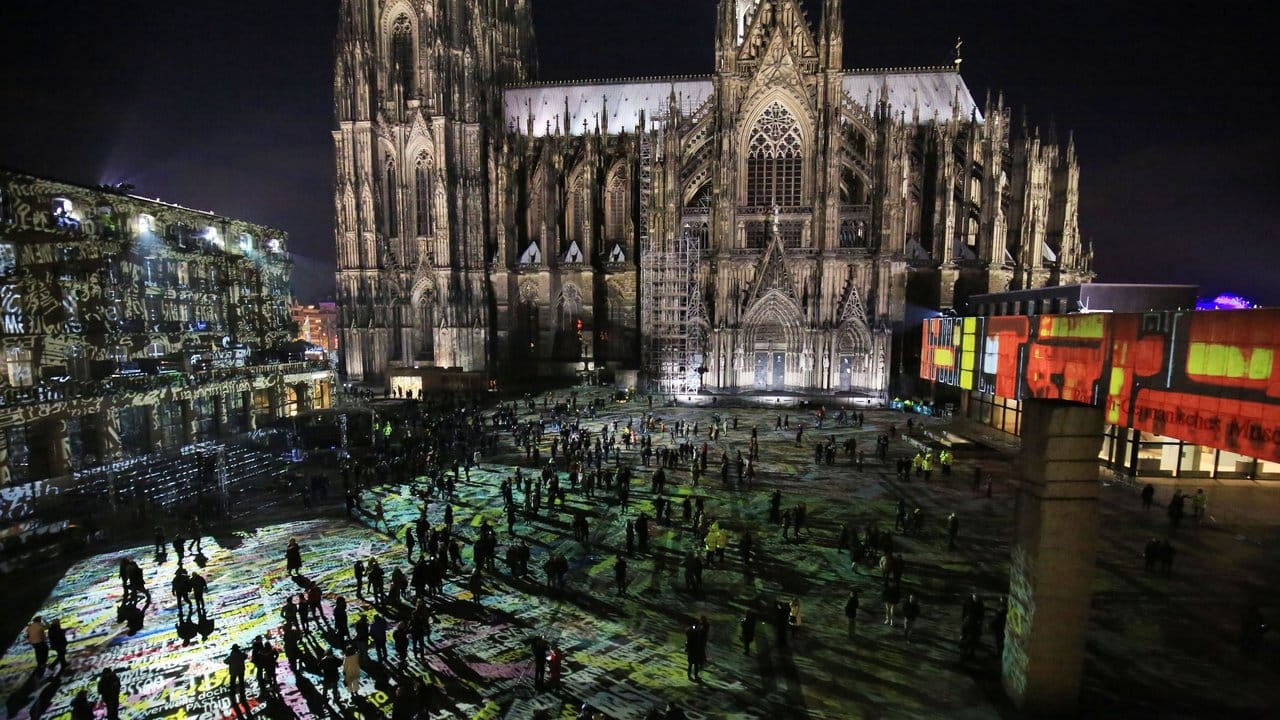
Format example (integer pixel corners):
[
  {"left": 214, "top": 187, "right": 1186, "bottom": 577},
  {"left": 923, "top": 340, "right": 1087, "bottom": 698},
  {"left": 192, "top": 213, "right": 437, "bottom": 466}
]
[
  {"left": 606, "top": 172, "right": 627, "bottom": 240},
  {"left": 118, "top": 406, "right": 150, "bottom": 455},
  {"left": 384, "top": 158, "right": 399, "bottom": 237},
  {"left": 4, "top": 347, "right": 33, "bottom": 387},
  {"left": 66, "top": 344, "right": 89, "bottom": 380},
  {"left": 194, "top": 396, "right": 217, "bottom": 440},
  {"left": 746, "top": 102, "right": 804, "bottom": 208},
  {"left": 0, "top": 242, "right": 15, "bottom": 276},
  {"left": 568, "top": 177, "right": 586, "bottom": 244},
  {"left": 155, "top": 402, "right": 182, "bottom": 449},
  {"left": 146, "top": 341, "right": 166, "bottom": 358},
  {"left": 224, "top": 392, "right": 247, "bottom": 434},
  {"left": 415, "top": 157, "right": 433, "bottom": 236},
  {"left": 391, "top": 14, "right": 415, "bottom": 97},
  {"left": 52, "top": 197, "right": 78, "bottom": 228},
  {"left": 6, "top": 426, "right": 29, "bottom": 484},
  {"left": 137, "top": 214, "right": 154, "bottom": 235}
]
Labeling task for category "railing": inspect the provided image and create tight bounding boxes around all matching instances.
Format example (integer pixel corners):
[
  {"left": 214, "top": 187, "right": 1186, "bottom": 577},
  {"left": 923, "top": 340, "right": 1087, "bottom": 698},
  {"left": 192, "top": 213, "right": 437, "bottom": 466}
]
[{"left": 0, "top": 360, "right": 330, "bottom": 408}]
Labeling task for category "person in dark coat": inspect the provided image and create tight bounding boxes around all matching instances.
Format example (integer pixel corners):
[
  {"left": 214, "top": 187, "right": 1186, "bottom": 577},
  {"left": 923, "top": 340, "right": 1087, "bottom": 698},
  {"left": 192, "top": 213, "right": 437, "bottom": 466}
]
[
  {"left": 98, "top": 667, "right": 122, "bottom": 720},
  {"left": 320, "top": 648, "right": 342, "bottom": 704},
  {"left": 47, "top": 619, "right": 68, "bottom": 672},
  {"left": 286, "top": 538, "right": 303, "bottom": 575},
  {"left": 531, "top": 635, "right": 550, "bottom": 691},
  {"left": 1141, "top": 483, "right": 1155, "bottom": 510},
  {"left": 69, "top": 690, "right": 93, "bottom": 720},
  {"left": 614, "top": 554, "right": 628, "bottom": 596},
  {"left": 226, "top": 644, "right": 248, "bottom": 707},
  {"left": 844, "top": 590, "right": 860, "bottom": 638},
  {"left": 740, "top": 611, "right": 757, "bottom": 655}
]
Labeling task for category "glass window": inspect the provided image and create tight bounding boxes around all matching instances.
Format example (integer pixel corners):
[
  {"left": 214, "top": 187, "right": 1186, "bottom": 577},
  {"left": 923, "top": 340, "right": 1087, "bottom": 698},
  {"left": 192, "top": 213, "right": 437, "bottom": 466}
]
[
  {"left": 193, "top": 396, "right": 217, "bottom": 440},
  {"left": 156, "top": 402, "right": 182, "bottom": 449},
  {"left": 746, "top": 102, "right": 804, "bottom": 207},
  {"left": 4, "top": 347, "right": 33, "bottom": 387},
  {"left": 391, "top": 14, "right": 415, "bottom": 95},
  {"left": 118, "top": 407, "right": 149, "bottom": 455},
  {"left": 415, "top": 157, "right": 433, "bottom": 236},
  {"left": 6, "top": 426, "right": 30, "bottom": 484},
  {"left": 606, "top": 173, "right": 627, "bottom": 240}
]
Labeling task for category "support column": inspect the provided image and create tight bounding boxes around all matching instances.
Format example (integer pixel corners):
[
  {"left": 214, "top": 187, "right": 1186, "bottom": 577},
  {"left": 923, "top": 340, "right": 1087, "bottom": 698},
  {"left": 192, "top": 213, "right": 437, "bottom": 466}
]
[
  {"left": 268, "top": 386, "right": 283, "bottom": 419},
  {"left": 144, "top": 405, "right": 162, "bottom": 451},
  {"left": 214, "top": 394, "right": 228, "bottom": 436},
  {"left": 243, "top": 390, "right": 257, "bottom": 430},
  {"left": 0, "top": 428, "right": 9, "bottom": 487},
  {"left": 181, "top": 399, "right": 197, "bottom": 445},
  {"left": 295, "top": 382, "right": 313, "bottom": 411},
  {"left": 96, "top": 408, "right": 122, "bottom": 463},
  {"left": 1002, "top": 400, "right": 1104, "bottom": 715}
]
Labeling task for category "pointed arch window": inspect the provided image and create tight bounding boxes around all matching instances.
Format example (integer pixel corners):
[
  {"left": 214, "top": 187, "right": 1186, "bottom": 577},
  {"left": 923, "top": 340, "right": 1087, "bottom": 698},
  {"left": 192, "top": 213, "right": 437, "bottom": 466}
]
[
  {"left": 415, "top": 156, "right": 433, "bottom": 236},
  {"left": 384, "top": 158, "right": 399, "bottom": 237},
  {"left": 568, "top": 176, "right": 586, "bottom": 244},
  {"left": 391, "top": 14, "right": 416, "bottom": 97},
  {"left": 605, "top": 171, "right": 627, "bottom": 241},
  {"left": 746, "top": 102, "right": 803, "bottom": 207}
]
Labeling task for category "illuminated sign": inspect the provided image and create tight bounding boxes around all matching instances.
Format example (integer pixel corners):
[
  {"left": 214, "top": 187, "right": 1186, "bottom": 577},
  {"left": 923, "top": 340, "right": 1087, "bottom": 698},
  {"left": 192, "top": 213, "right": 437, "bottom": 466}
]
[{"left": 922, "top": 310, "right": 1280, "bottom": 462}]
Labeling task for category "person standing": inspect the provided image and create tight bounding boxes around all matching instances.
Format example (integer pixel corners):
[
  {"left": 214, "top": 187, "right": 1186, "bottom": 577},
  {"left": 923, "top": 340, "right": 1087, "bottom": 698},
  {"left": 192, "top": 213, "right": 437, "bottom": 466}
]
[
  {"left": 343, "top": 643, "right": 361, "bottom": 696},
  {"left": 1141, "top": 483, "right": 1155, "bottom": 511},
  {"left": 1193, "top": 489, "right": 1207, "bottom": 522},
  {"left": 946, "top": 512, "right": 959, "bottom": 551},
  {"left": 320, "top": 648, "right": 342, "bottom": 704},
  {"left": 547, "top": 645, "right": 564, "bottom": 691},
  {"left": 404, "top": 525, "right": 416, "bottom": 561},
  {"left": 614, "top": 554, "right": 628, "bottom": 596},
  {"left": 69, "top": 690, "right": 93, "bottom": 720},
  {"left": 47, "top": 619, "right": 68, "bottom": 672},
  {"left": 902, "top": 594, "right": 920, "bottom": 642},
  {"left": 740, "top": 610, "right": 757, "bottom": 656},
  {"left": 26, "top": 616, "right": 48, "bottom": 675},
  {"left": 531, "top": 635, "right": 550, "bottom": 691},
  {"left": 226, "top": 644, "right": 248, "bottom": 708},
  {"left": 98, "top": 667, "right": 122, "bottom": 720},
  {"left": 354, "top": 560, "right": 365, "bottom": 598},
  {"left": 286, "top": 538, "right": 303, "bottom": 576},
  {"left": 844, "top": 590, "right": 860, "bottom": 639},
  {"left": 371, "top": 613, "right": 389, "bottom": 664},
  {"left": 881, "top": 582, "right": 899, "bottom": 627},
  {"left": 190, "top": 571, "right": 208, "bottom": 615}
]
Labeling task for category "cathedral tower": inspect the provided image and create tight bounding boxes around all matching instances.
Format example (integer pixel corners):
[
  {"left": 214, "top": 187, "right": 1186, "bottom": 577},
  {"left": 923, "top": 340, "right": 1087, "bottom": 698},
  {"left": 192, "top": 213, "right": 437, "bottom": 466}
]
[{"left": 333, "top": 0, "right": 535, "bottom": 382}]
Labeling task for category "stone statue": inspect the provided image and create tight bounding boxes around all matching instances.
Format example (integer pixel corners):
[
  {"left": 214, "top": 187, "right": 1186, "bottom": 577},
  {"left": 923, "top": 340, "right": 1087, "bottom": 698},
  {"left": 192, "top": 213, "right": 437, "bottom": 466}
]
[{"left": 771, "top": 205, "right": 781, "bottom": 238}]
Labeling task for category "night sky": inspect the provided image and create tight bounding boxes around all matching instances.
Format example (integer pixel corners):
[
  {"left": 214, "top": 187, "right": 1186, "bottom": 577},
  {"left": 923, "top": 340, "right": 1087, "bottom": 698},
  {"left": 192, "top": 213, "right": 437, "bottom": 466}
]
[{"left": 1, "top": 1, "right": 1275, "bottom": 304}]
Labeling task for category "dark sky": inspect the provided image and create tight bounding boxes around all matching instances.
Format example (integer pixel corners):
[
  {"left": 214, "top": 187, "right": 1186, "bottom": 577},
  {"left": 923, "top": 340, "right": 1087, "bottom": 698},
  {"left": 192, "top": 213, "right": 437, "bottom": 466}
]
[{"left": 1, "top": 1, "right": 1276, "bottom": 304}]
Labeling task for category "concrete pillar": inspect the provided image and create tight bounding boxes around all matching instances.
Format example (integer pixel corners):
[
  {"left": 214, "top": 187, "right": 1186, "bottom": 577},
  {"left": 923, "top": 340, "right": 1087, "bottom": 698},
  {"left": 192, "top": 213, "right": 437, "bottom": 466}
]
[
  {"left": 1002, "top": 399, "right": 1105, "bottom": 715},
  {"left": 46, "top": 419, "right": 71, "bottom": 477},
  {"left": 180, "top": 399, "right": 197, "bottom": 445},
  {"left": 0, "top": 428, "right": 9, "bottom": 486},
  {"left": 144, "top": 405, "right": 162, "bottom": 451},
  {"left": 243, "top": 390, "right": 257, "bottom": 430},
  {"left": 295, "top": 382, "right": 313, "bottom": 411},
  {"left": 96, "top": 408, "right": 122, "bottom": 463},
  {"left": 214, "top": 394, "right": 228, "bottom": 436},
  {"left": 268, "top": 386, "right": 283, "bottom": 419}
]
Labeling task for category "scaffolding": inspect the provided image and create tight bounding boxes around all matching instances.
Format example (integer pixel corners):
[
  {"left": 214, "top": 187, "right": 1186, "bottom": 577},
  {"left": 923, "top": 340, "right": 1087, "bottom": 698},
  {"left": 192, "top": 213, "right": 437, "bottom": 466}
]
[{"left": 639, "top": 124, "right": 706, "bottom": 394}]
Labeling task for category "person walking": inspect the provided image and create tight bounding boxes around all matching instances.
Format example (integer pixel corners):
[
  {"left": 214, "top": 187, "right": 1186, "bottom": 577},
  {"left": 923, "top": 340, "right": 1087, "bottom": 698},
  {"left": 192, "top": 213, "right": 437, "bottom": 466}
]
[
  {"left": 98, "top": 667, "right": 122, "bottom": 720},
  {"left": 371, "top": 612, "right": 389, "bottom": 664},
  {"left": 25, "top": 616, "right": 48, "bottom": 675},
  {"left": 354, "top": 560, "right": 365, "bottom": 598},
  {"left": 684, "top": 619, "right": 705, "bottom": 681},
  {"left": 946, "top": 512, "right": 959, "bottom": 551},
  {"left": 1192, "top": 489, "right": 1207, "bottom": 522}
]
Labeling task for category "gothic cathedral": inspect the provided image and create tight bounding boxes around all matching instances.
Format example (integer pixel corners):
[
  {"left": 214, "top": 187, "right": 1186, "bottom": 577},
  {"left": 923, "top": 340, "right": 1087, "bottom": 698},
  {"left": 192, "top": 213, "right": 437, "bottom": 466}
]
[{"left": 334, "top": 0, "right": 1090, "bottom": 395}]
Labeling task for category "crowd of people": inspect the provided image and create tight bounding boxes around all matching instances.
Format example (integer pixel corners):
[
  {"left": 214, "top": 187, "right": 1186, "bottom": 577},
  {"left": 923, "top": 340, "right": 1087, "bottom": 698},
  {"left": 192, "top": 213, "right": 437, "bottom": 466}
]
[{"left": 14, "top": 386, "right": 1269, "bottom": 718}]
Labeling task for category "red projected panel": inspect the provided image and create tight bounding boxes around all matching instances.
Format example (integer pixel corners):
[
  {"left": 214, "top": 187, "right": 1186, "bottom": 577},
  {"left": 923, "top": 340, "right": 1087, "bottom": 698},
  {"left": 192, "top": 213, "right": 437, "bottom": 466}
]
[{"left": 923, "top": 309, "right": 1280, "bottom": 463}]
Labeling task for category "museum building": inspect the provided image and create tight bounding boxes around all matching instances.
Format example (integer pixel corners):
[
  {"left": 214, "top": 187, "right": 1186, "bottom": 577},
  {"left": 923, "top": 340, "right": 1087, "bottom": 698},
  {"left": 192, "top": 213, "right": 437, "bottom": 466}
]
[{"left": 0, "top": 168, "right": 334, "bottom": 489}]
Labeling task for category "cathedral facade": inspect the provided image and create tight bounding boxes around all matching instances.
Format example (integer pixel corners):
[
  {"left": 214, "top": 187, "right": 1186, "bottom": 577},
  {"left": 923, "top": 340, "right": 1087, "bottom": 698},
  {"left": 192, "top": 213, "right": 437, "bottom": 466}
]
[{"left": 334, "top": 0, "right": 1091, "bottom": 395}]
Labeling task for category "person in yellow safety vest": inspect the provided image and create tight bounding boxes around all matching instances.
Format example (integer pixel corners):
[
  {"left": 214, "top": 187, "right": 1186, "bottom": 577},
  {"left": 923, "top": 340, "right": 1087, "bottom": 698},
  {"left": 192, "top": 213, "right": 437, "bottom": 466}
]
[
  {"left": 921, "top": 452, "right": 933, "bottom": 482},
  {"left": 705, "top": 522, "right": 727, "bottom": 562},
  {"left": 912, "top": 452, "right": 924, "bottom": 477},
  {"left": 939, "top": 449, "right": 953, "bottom": 475}
]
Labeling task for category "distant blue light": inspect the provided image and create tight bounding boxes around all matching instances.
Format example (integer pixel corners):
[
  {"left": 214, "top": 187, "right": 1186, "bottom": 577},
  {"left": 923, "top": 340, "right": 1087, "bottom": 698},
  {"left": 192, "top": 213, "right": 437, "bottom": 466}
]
[{"left": 1196, "top": 293, "right": 1255, "bottom": 311}]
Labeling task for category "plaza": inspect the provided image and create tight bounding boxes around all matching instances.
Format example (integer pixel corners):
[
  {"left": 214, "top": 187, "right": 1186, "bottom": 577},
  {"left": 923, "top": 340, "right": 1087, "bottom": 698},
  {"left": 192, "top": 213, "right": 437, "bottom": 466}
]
[{"left": 2, "top": 390, "right": 1276, "bottom": 718}]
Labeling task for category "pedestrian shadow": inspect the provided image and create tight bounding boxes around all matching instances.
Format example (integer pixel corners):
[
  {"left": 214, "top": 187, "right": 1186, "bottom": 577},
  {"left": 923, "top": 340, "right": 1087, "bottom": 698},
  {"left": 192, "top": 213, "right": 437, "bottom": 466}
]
[
  {"left": 27, "top": 672, "right": 62, "bottom": 719},
  {"left": 4, "top": 669, "right": 40, "bottom": 718}
]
